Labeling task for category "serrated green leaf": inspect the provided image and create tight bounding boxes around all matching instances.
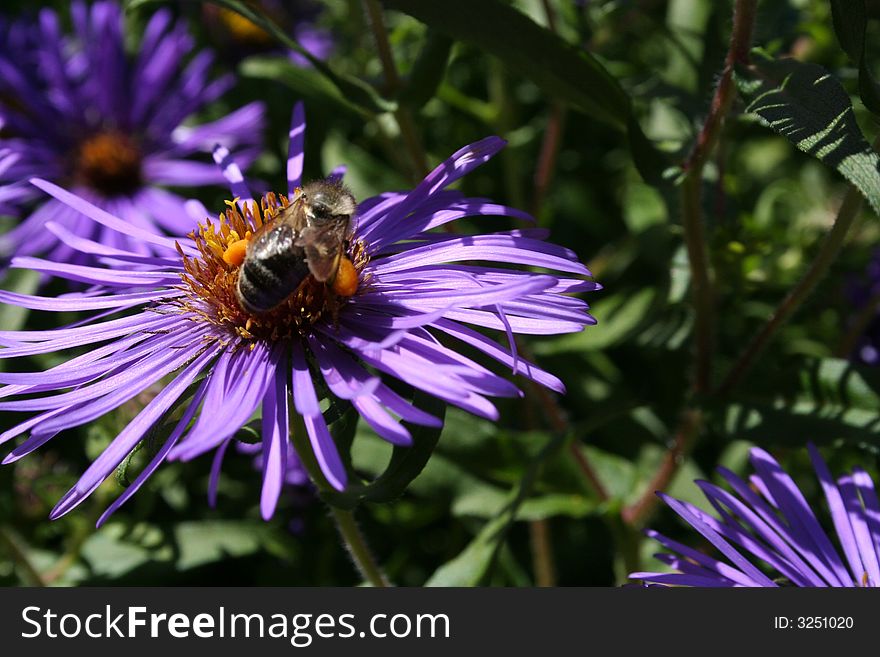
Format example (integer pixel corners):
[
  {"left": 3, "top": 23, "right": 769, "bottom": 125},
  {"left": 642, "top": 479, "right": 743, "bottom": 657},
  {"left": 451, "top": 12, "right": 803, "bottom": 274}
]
[
  {"left": 830, "top": 0, "right": 880, "bottom": 115},
  {"left": 735, "top": 50, "right": 880, "bottom": 214},
  {"left": 423, "top": 431, "right": 567, "bottom": 586}
]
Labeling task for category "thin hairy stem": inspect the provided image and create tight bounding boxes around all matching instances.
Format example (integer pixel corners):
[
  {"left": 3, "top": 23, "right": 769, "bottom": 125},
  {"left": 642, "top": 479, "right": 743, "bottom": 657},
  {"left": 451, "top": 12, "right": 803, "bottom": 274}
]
[
  {"left": 622, "top": 408, "right": 702, "bottom": 527},
  {"left": 623, "top": 0, "right": 758, "bottom": 527},
  {"left": 679, "top": 0, "right": 758, "bottom": 393},
  {"left": 330, "top": 507, "right": 391, "bottom": 587}
]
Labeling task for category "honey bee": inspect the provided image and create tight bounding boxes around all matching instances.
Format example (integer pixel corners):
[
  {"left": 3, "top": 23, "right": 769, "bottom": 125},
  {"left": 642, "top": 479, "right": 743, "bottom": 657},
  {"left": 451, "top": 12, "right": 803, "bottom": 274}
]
[{"left": 235, "top": 179, "right": 357, "bottom": 314}]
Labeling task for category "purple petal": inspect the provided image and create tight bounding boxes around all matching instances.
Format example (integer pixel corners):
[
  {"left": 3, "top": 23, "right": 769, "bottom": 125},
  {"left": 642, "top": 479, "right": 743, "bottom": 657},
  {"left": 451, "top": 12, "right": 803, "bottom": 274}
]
[
  {"left": 49, "top": 343, "right": 220, "bottom": 519},
  {"left": 260, "top": 369, "right": 289, "bottom": 520},
  {"left": 287, "top": 102, "right": 305, "bottom": 193},
  {"left": 96, "top": 381, "right": 209, "bottom": 527}
]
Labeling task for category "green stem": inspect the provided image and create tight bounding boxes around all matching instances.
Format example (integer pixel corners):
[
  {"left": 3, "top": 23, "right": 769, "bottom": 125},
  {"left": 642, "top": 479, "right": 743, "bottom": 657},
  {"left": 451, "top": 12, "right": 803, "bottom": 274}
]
[
  {"left": 679, "top": 0, "right": 758, "bottom": 394},
  {"left": 621, "top": 408, "right": 703, "bottom": 527},
  {"left": 528, "top": 519, "right": 557, "bottom": 587},
  {"left": 330, "top": 507, "right": 390, "bottom": 587},
  {"left": 680, "top": 175, "right": 715, "bottom": 394},
  {"left": 718, "top": 184, "right": 865, "bottom": 395},
  {"left": 621, "top": 0, "right": 758, "bottom": 528},
  {"left": 363, "top": 0, "right": 429, "bottom": 181}
]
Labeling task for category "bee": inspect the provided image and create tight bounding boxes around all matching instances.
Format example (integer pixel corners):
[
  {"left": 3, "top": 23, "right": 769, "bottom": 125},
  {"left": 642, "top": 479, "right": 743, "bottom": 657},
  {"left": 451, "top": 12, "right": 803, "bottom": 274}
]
[{"left": 235, "top": 179, "right": 357, "bottom": 314}]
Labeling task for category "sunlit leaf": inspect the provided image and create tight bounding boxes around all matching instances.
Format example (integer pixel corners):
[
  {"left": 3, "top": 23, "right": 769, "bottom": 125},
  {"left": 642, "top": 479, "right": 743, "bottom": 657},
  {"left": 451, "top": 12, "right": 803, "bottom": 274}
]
[
  {"left": 714, "top": 357, "right": 880, "bottom": 450},
  {"left": 735, "top": 50, "right": 880, "bottom": 213}
]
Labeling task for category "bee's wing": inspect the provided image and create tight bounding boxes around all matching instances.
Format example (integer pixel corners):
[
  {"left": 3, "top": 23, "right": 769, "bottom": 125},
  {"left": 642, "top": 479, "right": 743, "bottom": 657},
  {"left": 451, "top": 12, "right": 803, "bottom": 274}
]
[
  {"left": 297, "top": 222, "right": 347, "bottom": 282},
  {"left": 246, "top": 197, "right": 308, "bottom": 250}
]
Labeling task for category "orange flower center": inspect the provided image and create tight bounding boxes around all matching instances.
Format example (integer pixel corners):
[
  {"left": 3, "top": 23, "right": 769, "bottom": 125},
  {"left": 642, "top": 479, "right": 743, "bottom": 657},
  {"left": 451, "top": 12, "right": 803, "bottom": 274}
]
[
  {"left": 216, "top": 7, "right": 272, "bottom": 46},
  {"left": 76, "top": 130, "right": 142, "bottom": 196}
]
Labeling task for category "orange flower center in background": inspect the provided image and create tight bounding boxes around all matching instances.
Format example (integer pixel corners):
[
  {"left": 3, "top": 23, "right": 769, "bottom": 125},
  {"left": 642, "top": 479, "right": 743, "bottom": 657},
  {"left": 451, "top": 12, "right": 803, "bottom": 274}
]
[
  {"left": 174, "top": 193, "right": 367, "bottom": 343},
  {"left": 216, "top": 7, "right": 272, "bottom": 46},
  {"left": 76, "top": 130, "right": 143, "bottom": 196}
]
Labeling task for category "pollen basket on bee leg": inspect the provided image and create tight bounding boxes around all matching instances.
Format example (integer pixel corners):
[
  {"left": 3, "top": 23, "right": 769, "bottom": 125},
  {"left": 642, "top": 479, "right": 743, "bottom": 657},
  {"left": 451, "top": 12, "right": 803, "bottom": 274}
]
[
  {"left": 332, "top": 257, "right": 359, "bottom": 297},
  {"left": 222, "top": 238, "right": 250, "bottom": 266}
]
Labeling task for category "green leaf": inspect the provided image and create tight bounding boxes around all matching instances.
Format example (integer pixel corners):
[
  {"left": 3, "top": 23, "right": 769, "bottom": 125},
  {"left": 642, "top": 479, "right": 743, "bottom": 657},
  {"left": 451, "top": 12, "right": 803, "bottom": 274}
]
[
  {"left": 423, "top": 513, "right": 508, "bottom": 586},
  {"left": 383, "top": 0, "right": 626, "bottom": 126},
  {"left": 240, "top": 57, "right": 364, "bottom": 117},
  {"left": 830, "top": 0, "right": 880, "bottom": 115},
  {"left": 398, "top": 31, "right": 454, "bottom": 111},
  {"left": 361, "top": 392, "right": 446, "bottom": 504},
  {"left": 533, "top": 288, "right": 656, "bottom": 354},
  {"left": 735, "top": 50, "right": 880, "bottom": 214},
  {"left": 423, "top": 431, "right": 567, "bottom": 586},
  {"left": 714, "top": 357, "right": 880, "bottom": 450},
  {"left": 81, "top": 524, "right": 171, "bottom": 578},
  {"left": 174, "top": 521, "right": 281, "bottom": 570},
  {"left": 381, "top": 0, "right": 668, "bottom": 181},
  {"left": 292, "top": 390, "right": 445, "bottom": 510}
]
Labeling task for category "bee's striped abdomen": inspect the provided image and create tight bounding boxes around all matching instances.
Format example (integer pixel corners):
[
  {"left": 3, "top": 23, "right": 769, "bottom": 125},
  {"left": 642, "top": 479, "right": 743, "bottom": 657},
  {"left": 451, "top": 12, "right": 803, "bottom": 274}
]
[{"left": 236, "top": 223, "right": 310, "bottom": 313}]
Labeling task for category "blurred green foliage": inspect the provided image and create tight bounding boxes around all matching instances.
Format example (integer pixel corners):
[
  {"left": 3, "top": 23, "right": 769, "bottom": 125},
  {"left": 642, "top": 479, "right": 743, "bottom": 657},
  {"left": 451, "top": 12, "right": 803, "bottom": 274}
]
[{"left": 2, "top": 0, "right": 880, "bottom": 587}]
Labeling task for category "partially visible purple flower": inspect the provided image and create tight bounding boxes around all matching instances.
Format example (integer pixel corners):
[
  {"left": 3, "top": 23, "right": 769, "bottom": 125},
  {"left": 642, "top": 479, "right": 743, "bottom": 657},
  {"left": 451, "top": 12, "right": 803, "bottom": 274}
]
[
  {"left": 0, "top": 102, "right": 597, "bottom": 524},
  {"left": 0, "top": 1, "right": 264, "bottom": 262},
  {"left": 631, "top": 444, "right": 880, "bottom": 587},
  {"left": 238, "top": 440, "right": 313, "bottom": 533},
  {"left": 203, "top": 0, "right": 333, "bottom": 66}
]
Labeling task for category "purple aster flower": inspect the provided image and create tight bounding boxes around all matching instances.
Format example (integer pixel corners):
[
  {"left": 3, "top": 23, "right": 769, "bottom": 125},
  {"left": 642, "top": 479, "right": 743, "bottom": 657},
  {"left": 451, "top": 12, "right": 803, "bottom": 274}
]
[
  {"left": 0, "top": 102, "right": 596, "bottom": 524},
  {"left": 0, "top": 1, "right": 264, "bottom": 262},
  {"left": 630, "top": 444, "right": 880, "bottom": 587}
]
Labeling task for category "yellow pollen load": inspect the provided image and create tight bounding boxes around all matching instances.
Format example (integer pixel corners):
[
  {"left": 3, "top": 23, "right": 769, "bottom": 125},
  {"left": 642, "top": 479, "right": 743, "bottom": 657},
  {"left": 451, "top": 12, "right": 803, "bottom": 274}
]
[
  {"left": 223, "top": 238, "right": 250, "bottom": 266},
  {"left": 332, "top": 257, "right": 359, "bottom": 297}
]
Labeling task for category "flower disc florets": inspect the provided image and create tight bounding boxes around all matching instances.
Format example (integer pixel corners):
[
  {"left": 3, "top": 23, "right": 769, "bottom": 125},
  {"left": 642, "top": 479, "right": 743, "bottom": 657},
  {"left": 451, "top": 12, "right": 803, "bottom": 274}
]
[
  {"left": 75, "top": 131, "right": 143, "bottom": 196},
  {"left": 176, "top": 193, "right": 369, "bottom": 342}
]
